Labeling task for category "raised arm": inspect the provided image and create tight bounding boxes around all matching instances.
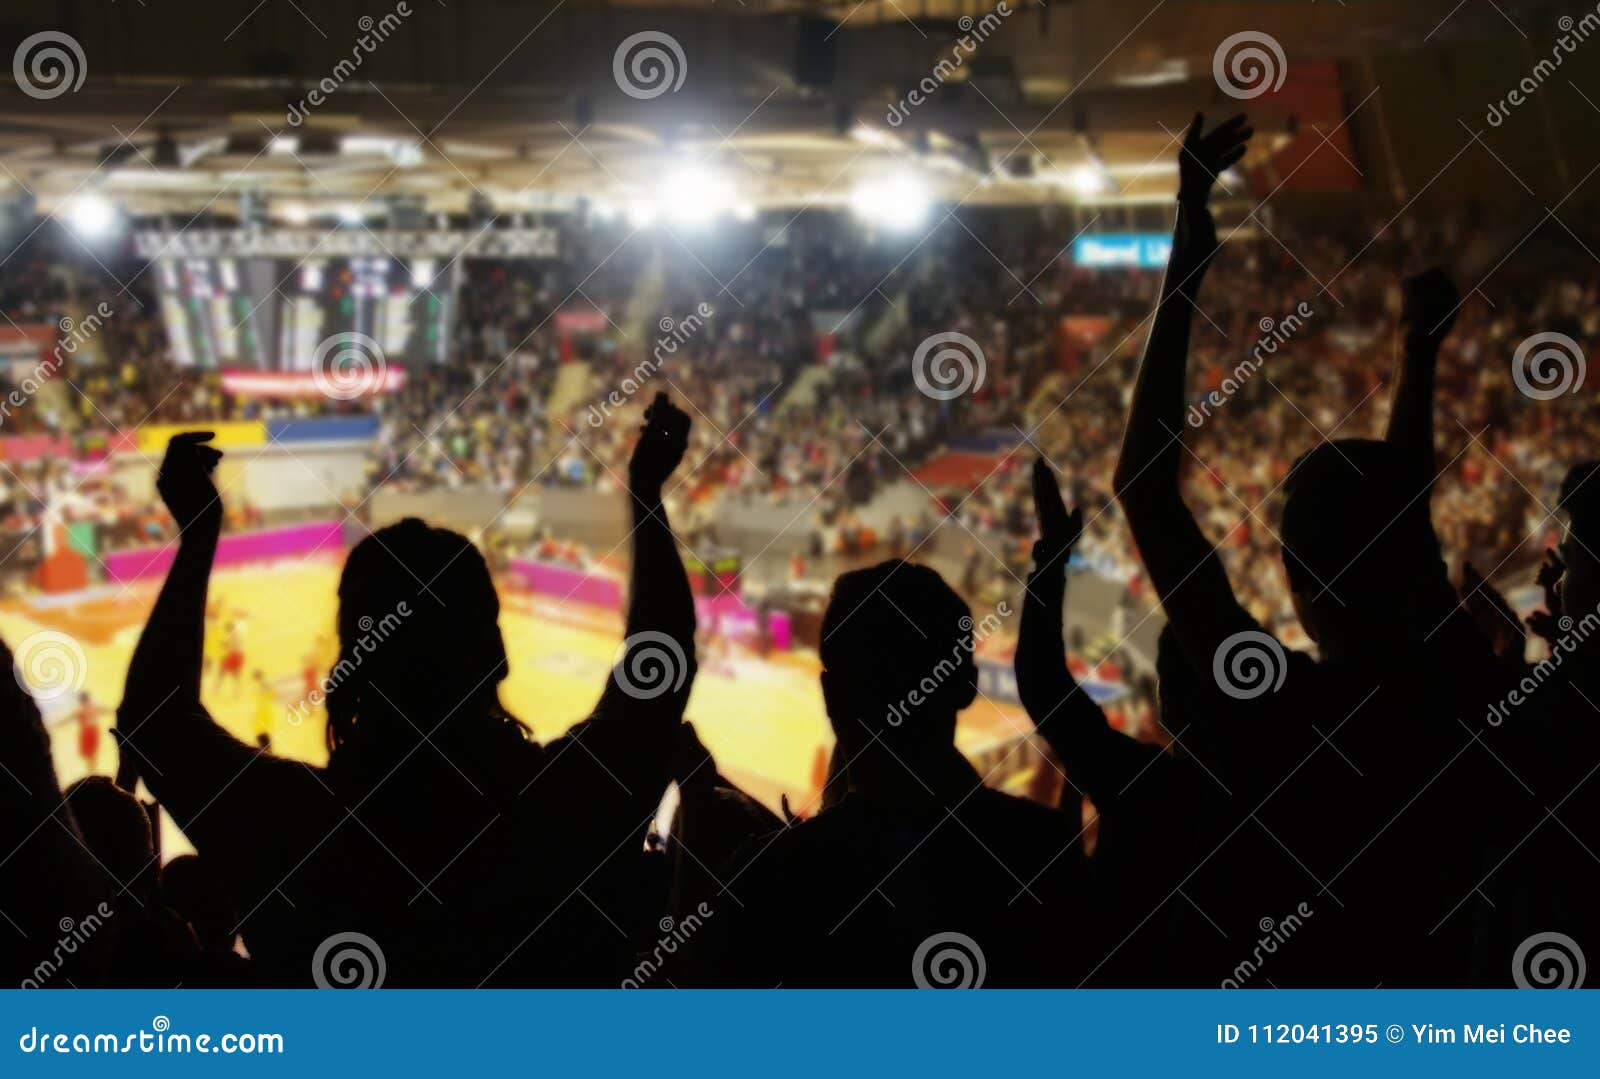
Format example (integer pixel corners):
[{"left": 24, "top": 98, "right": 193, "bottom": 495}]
[
  {"left": 1387, "top": 268, "right": 1458, "bottom": 484},
  {"left": 563, "top": 393, "right": 698, "bottom": 794},
  {"left": 1018, "top": 459, "right": 1158, "bottom": 805},
  {"left": 1112, "top": 114, "right": 1257, "bottom": 663},
  {"left": 115, "top": 433, "right": 263, "bottom": 825}
]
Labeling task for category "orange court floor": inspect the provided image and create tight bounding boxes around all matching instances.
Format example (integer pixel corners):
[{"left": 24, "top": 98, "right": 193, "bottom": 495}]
[{"left": 3, "top": 553, "right": 1035, "bottom": 860}]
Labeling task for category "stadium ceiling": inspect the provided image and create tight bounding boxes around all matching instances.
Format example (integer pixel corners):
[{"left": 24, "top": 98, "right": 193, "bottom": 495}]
[{"left": 0, "top": 0, "right": 1564, "bottom": 218}]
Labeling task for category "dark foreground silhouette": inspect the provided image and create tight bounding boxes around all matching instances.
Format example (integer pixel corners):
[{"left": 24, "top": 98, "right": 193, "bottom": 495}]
[{"left": 2, "top": 119, "right": 1597, "bottom": 988}]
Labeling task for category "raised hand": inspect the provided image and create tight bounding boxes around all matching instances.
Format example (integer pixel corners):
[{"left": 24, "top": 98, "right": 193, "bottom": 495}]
[
  {"left": 1178, "top": 113, "right": 1252, "bottom": 208},
  {"left": 1460, "top": 562, "right": 1526, "bottom": 662},
  {"left": 1031, "top": 457, "right": 1084, "bottom": 562},
  {"left": 629, "top": 392, "right": 691, "bottom": 494},
  {"left": 1401, "top": 267, "right": 1460, "bottom": 348},
  {"left": 155, "top": 432, "right": 223, "bottom": 533},
  {"left": 1526, "top": 548, "right": 1566, "bottom": 648}
]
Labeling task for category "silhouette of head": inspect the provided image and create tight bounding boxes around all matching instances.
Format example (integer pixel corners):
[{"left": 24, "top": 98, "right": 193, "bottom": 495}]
[
  {"left": 1279, "top": 440, "right": 1444, "bottom": 651},
  {"left": 818, "top": 560, "right": 977, "bottom": 759},
  {"left": 1558, "top": 461, "right": 1600, "bottom": 619},
  {"left": 160, "top": 854, "right": 237, "bottom": 953},
  {"left": 326, "top": 518, "right": 513, "bottom": 760},
  {"left": 63, "top": 777, "right": 152, "bottom": 897}
]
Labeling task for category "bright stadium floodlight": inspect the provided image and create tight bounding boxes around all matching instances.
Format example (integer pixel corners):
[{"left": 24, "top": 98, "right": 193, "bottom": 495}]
[
  {"left": 63, "top": 195, "right": 117, "bottom": 239},
  {"left": 849, "top": 172, "right": 931, "bottom": 233},
  {"left": 339, "top": 204, "right": 366, "bottom": 225},
  {"left": 626, "top": 198, "right": 659, "bottom": 229},
  {"left": 280, "top": 202, "right": 312, "bottom": 226},
  {"left": 659, "top": 165, "right": 736, "bottom": 229},
  {"left": 1066, "top": 165, "right": 1109, "bottom": 197}
]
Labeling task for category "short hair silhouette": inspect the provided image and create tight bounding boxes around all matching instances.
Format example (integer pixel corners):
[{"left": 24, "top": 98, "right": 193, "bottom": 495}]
[
  {"left": 326, "top": 518, "right": 522, "bottom": 760},
  {"left": 817, "top": 560, "right": 977, "bottom": 750},
  {"left": 160, "top": 854, "right": 237, "bottom": 953},
  {"left": 1279, "top": 440, "right": 1442, "bottom": 635},
  {"left": 63, "top": 777, "right": 152, "bottom": 893}
]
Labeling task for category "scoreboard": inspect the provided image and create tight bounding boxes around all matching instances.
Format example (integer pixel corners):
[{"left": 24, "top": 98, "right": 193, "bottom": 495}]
[{"left": 136, "top": 228, "right": 557, "bottom": 370}]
